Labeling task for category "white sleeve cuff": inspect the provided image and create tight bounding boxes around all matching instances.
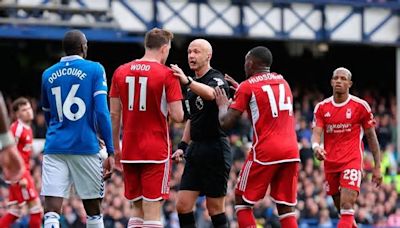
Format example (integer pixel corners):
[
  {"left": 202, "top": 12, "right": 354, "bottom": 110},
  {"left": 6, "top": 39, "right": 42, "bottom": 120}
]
[{"left": 93, "top": 91, "right": 107, "bottom": 97}]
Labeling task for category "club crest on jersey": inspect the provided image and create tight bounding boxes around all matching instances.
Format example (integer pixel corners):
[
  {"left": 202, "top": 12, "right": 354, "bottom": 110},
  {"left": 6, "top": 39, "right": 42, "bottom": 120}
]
[
  {"left": 326, "top": 125, "right": 334, "bottom": 133},
  {"left": 195, "top": 96, "right": 204, "bottom": 110},
  {"left": 346, "top": 108, "right": 352, "bottom": 119},
  {"left": 213, "top": 78, "right": 224, "bottom": 86}
]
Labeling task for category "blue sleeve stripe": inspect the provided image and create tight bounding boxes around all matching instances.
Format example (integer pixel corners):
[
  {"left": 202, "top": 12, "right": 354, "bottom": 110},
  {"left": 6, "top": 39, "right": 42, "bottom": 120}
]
[
  {"left": 93, "top": 91, "right": 107, "bottom": 97},
  {"left": 42, "top": 107, "right": 50, "bottom": 112}
]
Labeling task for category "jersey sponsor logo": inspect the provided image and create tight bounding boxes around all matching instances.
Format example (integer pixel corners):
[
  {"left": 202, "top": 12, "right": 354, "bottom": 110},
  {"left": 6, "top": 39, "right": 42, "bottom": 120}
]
[
  {"left": 346, "top": 108, "right": 352, "bottom": 119},
  {"left": 213, "top": 78, "right": 224, "bottom": 86},
  {"left": 326, "top": 123, "right": 352, "bottom": 133},
  {"left": 324, "top": 112, "right": 331, "bottom": 117},
  {"left": 195, "top": 96, "right": 204, "bottom": 110}
]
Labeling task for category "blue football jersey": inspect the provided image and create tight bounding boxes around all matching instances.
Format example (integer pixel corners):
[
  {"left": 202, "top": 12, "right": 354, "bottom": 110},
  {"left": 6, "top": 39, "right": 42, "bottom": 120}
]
[{"left": 41, "top": 55, "right": 113, "bottom": 155}]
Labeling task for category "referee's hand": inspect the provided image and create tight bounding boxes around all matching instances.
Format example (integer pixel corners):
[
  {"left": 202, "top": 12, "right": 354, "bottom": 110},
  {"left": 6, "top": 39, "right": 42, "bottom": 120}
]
[{"left": 172, "top": 149, "right": 185, "bottom": 163}]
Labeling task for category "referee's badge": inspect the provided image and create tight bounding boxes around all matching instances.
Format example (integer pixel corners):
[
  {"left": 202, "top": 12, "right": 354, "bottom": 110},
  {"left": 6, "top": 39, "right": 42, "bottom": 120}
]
[
  {"left": 195, "top": 96, "right": 204, "bottom": 110},
  {"left": 213, "top": 78, "right": 224, "bottom": 86}
]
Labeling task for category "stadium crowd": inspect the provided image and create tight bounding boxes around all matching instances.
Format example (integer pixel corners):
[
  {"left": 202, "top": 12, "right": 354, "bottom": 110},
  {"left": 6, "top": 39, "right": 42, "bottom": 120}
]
[{"left": 0, "top": 86, "right": 399, "bottom": 228}]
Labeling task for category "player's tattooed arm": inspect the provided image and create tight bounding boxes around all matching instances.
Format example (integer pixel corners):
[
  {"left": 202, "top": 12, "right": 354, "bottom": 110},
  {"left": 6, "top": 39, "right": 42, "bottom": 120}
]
[{"left": 364, "top": 127, "right": 382, "bottom": 187}]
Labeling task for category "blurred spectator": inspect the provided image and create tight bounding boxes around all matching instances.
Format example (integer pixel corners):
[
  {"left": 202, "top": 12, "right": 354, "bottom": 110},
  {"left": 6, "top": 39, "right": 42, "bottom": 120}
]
[
  {"left": 32, "top": 111, "right": 47, "bottom": 138},
  {"left": 377, "top": 113, "right": 392, "bottom": 149},
  {"left": 297, "top": 118, "right": 312, "bottom": 143}
]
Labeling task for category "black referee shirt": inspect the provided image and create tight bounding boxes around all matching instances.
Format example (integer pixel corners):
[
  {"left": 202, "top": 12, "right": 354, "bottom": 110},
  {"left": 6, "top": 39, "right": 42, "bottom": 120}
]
[{"left": 184, "top": 68, "right": 230, "bottom": 141}]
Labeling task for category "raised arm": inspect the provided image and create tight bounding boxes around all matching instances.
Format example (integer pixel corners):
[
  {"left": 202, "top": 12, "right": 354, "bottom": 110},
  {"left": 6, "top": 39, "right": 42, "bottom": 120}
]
[
  {"left": 170, "top": 64, "right": 215, "bottom": 100},
  {"left": 214, "top": 86, "right": 242, "bottom": 130}
]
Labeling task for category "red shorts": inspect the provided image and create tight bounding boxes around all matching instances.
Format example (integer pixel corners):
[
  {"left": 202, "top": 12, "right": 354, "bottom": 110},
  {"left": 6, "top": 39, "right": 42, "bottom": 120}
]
[
  {"left": 235, "top": 159, "right": 299, "bottom": 206},
  {"left": 8, "top": 170, "right": 38, "bottom": 205},
  {"left": 122, "top": 160, "right": 171, "bottom": 201},
  {"left": 325, "top": 167, "right": 362, "bottom": 195}
]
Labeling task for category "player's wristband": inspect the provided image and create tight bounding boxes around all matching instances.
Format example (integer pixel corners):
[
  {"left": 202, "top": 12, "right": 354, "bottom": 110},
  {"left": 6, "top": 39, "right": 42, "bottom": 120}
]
[
  {"left": 178, "top": 141, "right": 189, "bottom": 152},
  {"left": 185, "top": 76, "right": 193, "bottom": 86},
  {"left": 312, "top": 143, "right": 320, "bottom": 151},
  {"left": 0, "top": 131, "right": 15, "bottom": 151}
]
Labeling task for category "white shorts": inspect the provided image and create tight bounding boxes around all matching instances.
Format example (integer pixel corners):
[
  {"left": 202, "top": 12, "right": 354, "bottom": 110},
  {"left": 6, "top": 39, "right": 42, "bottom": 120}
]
[{"left": 41, "top": 154, "right": 104, "bottom": 199}]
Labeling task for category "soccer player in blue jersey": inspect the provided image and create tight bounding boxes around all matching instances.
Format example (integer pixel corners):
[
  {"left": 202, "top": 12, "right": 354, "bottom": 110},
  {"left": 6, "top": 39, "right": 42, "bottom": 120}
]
[{"left": 40, "top": 30, "right": 114, "bottom": 228}]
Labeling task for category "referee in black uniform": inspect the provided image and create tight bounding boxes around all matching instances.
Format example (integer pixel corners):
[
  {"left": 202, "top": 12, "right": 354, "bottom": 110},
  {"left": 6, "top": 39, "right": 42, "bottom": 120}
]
[{"left": 170, "top": 39, "right": 232, "bottom": 228}]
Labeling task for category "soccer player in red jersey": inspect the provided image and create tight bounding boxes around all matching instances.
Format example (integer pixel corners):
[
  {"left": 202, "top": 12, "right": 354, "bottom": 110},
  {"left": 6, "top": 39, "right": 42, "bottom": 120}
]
[
  {"left": 0, "top": 97, "right": 43, "bottom": 228},
  {"left": 215, "top": 46, "right": 300, "bottom": 228},
  {"left": 311, "top": 67, "right": 382, "bottom": 228},
  {"left": 109, "top": 28, "right": 184, "bottom": 228},
  {"left": 0, "top": 92, "right": 25, "bottom": 182}
]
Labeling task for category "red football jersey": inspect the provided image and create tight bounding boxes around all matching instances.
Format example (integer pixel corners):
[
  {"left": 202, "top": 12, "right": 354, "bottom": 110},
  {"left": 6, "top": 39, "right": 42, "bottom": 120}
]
[
  {"left": 313, "top": 95, "right": 375, "bottom": 173},
  {"left": 109, "top": 60, "right": 182, "bottom": 163},
  {"left": 10, "top": 120, "right": 33, "bottom": 171},
  {"left": 230, "top": 72, "right": 299, "bottom": 165}
]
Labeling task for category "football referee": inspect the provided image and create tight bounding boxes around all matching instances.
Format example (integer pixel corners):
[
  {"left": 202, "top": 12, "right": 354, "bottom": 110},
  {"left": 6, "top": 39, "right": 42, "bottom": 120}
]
[{"left": 171, "top": 39, "right": 232, "bottom": 228}]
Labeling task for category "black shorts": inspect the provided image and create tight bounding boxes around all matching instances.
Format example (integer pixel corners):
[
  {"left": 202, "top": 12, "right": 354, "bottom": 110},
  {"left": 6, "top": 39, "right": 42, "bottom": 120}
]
[{"left": 179, "top": 137, "right": 232, "bottom": 197}]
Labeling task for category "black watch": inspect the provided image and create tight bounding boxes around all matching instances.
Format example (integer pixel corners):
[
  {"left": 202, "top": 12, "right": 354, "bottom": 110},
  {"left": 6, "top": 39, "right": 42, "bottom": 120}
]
[{"left": 185, "top": 76, "right": 193, "bottom": 86}]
